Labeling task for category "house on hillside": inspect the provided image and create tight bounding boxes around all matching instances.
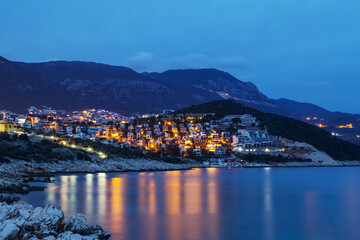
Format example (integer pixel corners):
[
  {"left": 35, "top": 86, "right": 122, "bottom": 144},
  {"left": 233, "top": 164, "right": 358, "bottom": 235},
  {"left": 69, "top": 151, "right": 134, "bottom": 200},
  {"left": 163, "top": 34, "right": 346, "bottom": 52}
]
[{"left": 0, "top": 120, "right": 18, "bottom": 133}]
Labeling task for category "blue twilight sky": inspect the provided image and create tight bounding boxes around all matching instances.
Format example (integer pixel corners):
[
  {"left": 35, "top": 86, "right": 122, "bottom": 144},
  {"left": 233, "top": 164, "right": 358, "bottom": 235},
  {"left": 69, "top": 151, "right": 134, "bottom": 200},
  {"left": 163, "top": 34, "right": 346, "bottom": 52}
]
[{"left": 0, "top": 0, "right": 359, "bottom": 113}]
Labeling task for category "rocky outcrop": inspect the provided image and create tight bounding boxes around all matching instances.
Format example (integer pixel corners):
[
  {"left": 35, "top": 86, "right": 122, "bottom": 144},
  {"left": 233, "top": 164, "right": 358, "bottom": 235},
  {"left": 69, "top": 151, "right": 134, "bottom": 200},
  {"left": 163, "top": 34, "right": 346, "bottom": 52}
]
[
  {"left": 0, "top": 201, "right": 111, "bottom": 240},
  {"left": 62, "top": 215, "right": 111, "bottom": 239},
  {"left": 0, "top": 195, "right": 20, "bottom": 204},
  {"left": 0, "top": 171, "right": 44, "bottom": 194}
]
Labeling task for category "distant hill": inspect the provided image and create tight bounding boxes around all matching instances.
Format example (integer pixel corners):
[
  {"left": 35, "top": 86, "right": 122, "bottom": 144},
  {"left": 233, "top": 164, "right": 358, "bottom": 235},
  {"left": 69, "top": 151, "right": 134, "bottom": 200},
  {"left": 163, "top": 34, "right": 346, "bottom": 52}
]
[
  {"left": 0, "top": 56, "right": 278, "bottom": 114},
  {"left": 0, "top": 56, "right": 201, "bottom": 114},
  {"left": 272, "top": 98, "right": 360, "bottom": 145},
  {"left": 178, "top": 100, "right": 360, "bottom": 160},
  {"left": 272, "top": 98, "right": 360, "bottom": 120}
]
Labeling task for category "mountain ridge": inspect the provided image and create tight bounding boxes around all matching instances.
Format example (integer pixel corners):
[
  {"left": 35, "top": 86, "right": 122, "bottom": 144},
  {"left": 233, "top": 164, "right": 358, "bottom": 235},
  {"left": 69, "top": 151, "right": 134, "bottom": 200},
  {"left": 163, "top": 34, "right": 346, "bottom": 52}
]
[
  {"left": 0, "top": 56, "right": 358, "bottom": 119},
  {"left": 272, "top": 98, "right": 360, "bottom": 120},
  {"left": 0, "top": 56, "right": 273, "bottom": 114}
]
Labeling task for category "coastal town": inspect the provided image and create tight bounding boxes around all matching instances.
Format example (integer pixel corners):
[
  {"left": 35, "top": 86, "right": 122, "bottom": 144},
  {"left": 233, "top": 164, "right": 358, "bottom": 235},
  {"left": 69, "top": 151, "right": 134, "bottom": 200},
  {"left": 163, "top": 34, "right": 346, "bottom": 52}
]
[
  {"left": 0, "top": 106, "right": 283, "bottom": 161},
  {"left": 3, "top": 103, "right": 359, "bottom": 171}
]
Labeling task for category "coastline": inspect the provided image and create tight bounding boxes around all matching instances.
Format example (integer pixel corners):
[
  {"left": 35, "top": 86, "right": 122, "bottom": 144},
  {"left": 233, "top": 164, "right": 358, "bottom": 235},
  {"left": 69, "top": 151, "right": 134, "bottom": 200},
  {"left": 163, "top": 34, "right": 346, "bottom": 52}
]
[
  {"left": 0, "top": 157, "right": 202, "bottom": 174},
  {"left": 2, "top": 157, "right": 360, "bottom": 197},
  {"left": 1, "top": 156, "right": 359, "bottom": 196},
  {"left": 2, "top": 156, "right": 360, "bottom": 180},
  {"left": 0, "top": 157, "right": 201, "bottom": 195}
]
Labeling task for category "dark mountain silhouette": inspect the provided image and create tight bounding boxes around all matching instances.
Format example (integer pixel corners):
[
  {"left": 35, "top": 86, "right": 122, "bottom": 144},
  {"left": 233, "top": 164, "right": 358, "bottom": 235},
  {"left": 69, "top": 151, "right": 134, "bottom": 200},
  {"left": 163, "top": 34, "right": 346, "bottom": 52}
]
[
  {"left": 272, "top": 98, "right": 360, "bottom": 120},
  {"left": 0, "top": 56, "right": 358, "bottom": 122},
  {"left": 0, "top": 57, "right": 224, "bottom": 114},
  {"left": 0, "top": 56, "right": 277, "bottom": 114}
]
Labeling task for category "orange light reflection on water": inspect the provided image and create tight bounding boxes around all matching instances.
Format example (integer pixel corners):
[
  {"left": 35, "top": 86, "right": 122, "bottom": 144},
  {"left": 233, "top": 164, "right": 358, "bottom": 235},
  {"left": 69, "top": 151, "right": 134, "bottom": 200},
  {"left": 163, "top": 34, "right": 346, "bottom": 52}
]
[
  {"left": 137, "top": 174, "right": 158, "bottom": 240},
  {"left": 165, "top": 170, "right": 183, "bottom": 240},
  {"left": 206, "top": 168, "right": 218, "bottom": 214},
  {"left": 206, "top": 168, "right": 219, "bottom": 240},
  {"left": 184, "top": 170, "right": 202, "bottom": 215},
  {"left": 110, "top": 177, "right": 126, "bottom": 236},
  {"left": 148, "top": 178, "right": 157, "bottom": 215},
  {"left": 165, "top": 171, "right": 182, "bottom": 215}
]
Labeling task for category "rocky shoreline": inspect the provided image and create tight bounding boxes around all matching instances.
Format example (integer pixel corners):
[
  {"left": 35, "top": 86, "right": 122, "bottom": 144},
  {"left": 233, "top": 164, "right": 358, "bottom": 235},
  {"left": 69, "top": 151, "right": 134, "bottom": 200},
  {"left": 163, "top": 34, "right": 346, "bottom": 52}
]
[
  {"left": 0, "top": 201, "right": 111, "bottom": 239},
  {"left": 1, "top": 157, "right": 201, "bottom": 174},
  {"left": 0, "top": 171, "right": 46, "bottom": 196},
  {"left": 0, "top": 157, "right": 201, "bottom": 197}
]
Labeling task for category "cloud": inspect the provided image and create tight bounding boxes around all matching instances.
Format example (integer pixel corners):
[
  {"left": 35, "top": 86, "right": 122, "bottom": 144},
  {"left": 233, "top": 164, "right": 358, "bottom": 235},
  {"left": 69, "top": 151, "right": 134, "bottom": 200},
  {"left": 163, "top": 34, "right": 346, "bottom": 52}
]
[
  {"left": 125, "top": 51, "right": 154, "bottom": 71},
  {"left": 213, "top": 56, "right": 249, "bottom": 69},
  {"left": 127, "top": 51, "right": 154, "bottom": 62},
  {"left": 123, "top": 53, "right": 249, "bottom": 72},
  {"left": 169, "top": 54, "right": 207, "bottom": 69}
]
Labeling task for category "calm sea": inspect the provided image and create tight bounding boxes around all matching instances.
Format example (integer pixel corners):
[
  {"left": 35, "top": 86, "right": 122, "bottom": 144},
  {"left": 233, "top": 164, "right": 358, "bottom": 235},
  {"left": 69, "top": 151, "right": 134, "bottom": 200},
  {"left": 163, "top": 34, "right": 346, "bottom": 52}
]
[{"left": 21, "top": 167, "right": 360, "bottom": 240}]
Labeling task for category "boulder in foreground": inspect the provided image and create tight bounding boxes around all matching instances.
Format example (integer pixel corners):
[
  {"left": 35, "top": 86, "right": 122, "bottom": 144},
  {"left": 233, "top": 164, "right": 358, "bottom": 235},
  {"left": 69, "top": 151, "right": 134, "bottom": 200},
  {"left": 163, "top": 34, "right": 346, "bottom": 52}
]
[{"left": 0, "top": 201, "right": 111, "bottom": 240}]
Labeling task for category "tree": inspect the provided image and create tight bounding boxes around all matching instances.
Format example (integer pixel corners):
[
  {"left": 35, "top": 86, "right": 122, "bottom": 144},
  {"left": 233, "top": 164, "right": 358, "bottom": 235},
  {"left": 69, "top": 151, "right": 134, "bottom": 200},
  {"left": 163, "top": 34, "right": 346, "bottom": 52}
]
[{"left": 166, "top": 144, "right": 180, "bottom": 156}]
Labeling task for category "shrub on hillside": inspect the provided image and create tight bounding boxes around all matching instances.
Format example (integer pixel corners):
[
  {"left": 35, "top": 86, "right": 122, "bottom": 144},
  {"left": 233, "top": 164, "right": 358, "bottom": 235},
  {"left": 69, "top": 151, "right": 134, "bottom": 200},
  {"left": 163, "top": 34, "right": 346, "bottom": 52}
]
[
  {"left": 0, "top": 132, "right": 11, "bottom": 142},
  {"left": 76, "top": 152, "right": 91, "bottom": 161},
  {"left": 11, "top": 134, "right": 19, "bottom": 141},
  {"left": 19, "top": 134, "right": 29, "bottom": 141},
  {"left": 40, "top": 139, "right": 53, "bottom": 146},
  {"left": 0, "top": 155, "right": 10, "bottom": 163}
]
